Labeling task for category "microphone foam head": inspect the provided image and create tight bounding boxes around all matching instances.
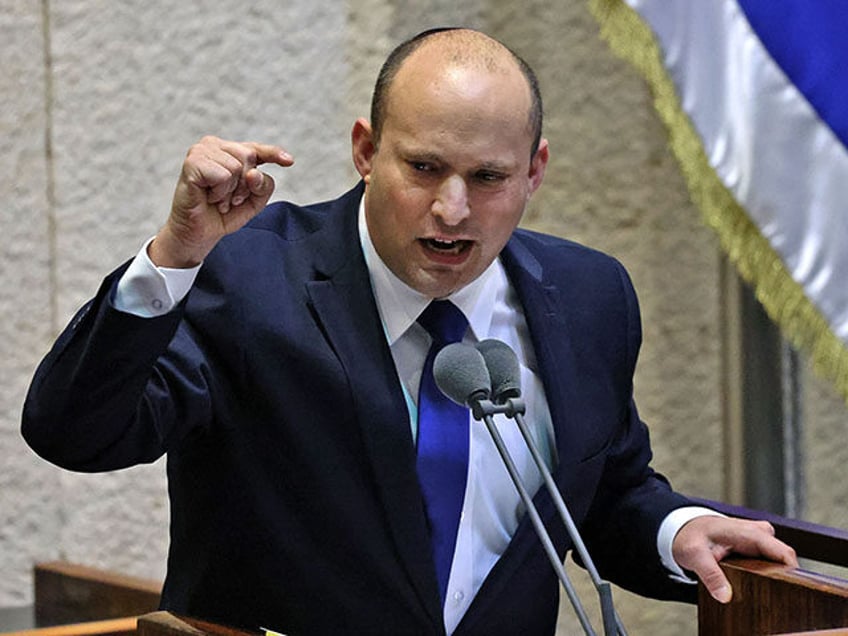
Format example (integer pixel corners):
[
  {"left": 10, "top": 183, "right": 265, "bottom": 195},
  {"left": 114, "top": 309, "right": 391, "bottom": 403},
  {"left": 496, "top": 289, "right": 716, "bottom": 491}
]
[
  {"left": 433, "top": 343, "right": 491, "bottom": 407},
  {"left": 475, "top": 339, "right": 521, "bottom": 403}
]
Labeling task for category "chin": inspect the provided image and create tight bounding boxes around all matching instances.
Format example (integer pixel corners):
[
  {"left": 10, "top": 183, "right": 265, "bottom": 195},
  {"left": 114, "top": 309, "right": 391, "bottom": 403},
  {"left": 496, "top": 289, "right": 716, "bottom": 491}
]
[
  {"left": 405, "top": 277, "right": 449, "bottom": 299},
  {"left": 421, "top": 280, "right": 467, "bottom": 299},
  {"left": 405, "top": 265, "right": 476, "bottom": 298}
]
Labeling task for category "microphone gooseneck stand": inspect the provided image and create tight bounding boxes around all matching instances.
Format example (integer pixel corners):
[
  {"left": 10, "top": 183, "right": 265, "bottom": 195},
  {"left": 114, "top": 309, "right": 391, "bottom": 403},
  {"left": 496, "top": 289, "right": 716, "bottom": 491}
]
[
  {"left": 433, "top": 342, "right": 626, "bottom": 636},
  {"left": 470, "top": 397, "right": 626, "bottom": 636},
  {"left": 469, "top": 396, "right": 595, "bottom": 635}
]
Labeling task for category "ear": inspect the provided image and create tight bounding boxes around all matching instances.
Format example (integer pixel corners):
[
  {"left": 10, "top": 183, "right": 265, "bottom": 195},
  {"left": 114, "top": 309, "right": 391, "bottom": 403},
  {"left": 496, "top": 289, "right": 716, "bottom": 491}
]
[
  {"left": 527, "top": 138, "right": 549, "bottom": 196},
  {"left": 351, "top": 117, "right": 376, "bottom": 183}
]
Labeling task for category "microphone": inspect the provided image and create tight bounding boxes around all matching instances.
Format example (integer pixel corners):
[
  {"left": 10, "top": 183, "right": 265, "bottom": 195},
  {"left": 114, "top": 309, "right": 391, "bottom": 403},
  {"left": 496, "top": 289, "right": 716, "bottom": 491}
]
[
  {"left": 435, "top": 340, "right": 626, "bottom": 636},
  {"left": 433, "top": 343, "right": 491, "bottom": 407},
  {"left": 474, "top": 339, "right": 520, "bottom": 402}
]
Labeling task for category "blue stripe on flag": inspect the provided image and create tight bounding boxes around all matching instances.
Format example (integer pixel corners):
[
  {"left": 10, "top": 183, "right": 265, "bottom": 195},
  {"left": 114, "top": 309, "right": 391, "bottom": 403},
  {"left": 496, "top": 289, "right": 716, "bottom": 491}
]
[{"left": 738, "top": 0, "right": 848, "bottom": 147}]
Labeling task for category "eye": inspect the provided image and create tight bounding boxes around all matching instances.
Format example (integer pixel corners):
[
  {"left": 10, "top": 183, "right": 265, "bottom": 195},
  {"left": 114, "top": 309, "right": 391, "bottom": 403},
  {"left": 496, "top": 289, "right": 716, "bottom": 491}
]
[
  {"left": 475, "top": 170, "right": 506, "bottom": 183},
  {"left": 410, "top": 161, "right": 434, "bottom": 172}
]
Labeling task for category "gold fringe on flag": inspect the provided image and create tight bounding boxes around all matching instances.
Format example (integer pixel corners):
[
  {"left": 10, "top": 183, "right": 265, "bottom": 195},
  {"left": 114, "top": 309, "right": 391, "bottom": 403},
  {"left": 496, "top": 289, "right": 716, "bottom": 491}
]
[{"left": 588, "top": 0, "right": 848, "bottom": 406}]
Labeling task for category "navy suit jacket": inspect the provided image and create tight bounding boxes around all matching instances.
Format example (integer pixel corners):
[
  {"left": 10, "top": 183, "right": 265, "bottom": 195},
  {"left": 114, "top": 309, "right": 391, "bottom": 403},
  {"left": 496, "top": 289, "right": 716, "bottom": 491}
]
[{"left": 23, "top": 182, "right": 695, "bottom": 635}]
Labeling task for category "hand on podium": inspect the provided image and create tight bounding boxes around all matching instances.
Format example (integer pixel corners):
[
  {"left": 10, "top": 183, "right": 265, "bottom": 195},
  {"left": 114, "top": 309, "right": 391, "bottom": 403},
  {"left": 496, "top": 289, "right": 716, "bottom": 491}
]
[{"left": 672, "top": 515, "right": 799, "bottom": 603}]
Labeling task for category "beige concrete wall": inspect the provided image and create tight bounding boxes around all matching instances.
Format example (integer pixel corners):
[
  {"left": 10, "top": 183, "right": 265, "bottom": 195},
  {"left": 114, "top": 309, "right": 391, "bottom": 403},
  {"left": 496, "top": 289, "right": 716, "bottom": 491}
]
[
  {"left": 1, "top": 0, "right": 57, "bottom": 607},
  {"left": 2, "top": 1, "right": 845, "bottom": 634}
]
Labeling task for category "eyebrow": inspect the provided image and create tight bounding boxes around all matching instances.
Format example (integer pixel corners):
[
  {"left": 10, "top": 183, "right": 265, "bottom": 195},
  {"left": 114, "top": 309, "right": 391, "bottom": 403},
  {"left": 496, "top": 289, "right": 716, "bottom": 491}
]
[
  {"left": 475, "top": 160, "right": 515, "bottom": 173},
  {"left": 401, "top": 149, "right": 443, "bottom": 163},
  {"left": 399, "top": 147, "right": 516, "bottom": 173}
]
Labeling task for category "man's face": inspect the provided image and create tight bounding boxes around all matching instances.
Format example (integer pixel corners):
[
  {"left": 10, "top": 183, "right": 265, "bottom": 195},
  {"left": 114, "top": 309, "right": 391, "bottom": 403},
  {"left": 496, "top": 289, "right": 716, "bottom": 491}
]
[{"left": 352, "top": 46, "right": 548, "bottom": 299}]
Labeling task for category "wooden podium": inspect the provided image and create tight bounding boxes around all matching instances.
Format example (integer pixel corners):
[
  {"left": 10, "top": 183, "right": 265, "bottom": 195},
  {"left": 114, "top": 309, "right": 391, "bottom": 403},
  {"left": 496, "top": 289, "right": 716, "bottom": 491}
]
[
  {"left": 694, "top": 499, "right": 848, "bottom": 635},
  {"left": 136, "top": 613, "right": 254, "bottom": 636},
  {"left": 698, "top": 559, "right": 848, "bottom": 635}
]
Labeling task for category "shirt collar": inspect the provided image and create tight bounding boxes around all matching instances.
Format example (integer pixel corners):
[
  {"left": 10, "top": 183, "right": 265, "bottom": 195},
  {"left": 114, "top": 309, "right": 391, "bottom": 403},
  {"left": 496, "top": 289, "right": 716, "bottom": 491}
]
[{"left": 358, "top": 197, "right": 505, "bottom": 345}]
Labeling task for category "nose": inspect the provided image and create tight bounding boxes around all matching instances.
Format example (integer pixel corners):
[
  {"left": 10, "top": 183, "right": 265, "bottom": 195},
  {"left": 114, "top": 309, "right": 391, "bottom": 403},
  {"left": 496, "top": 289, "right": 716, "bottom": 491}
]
[{"left": 431, "top": 175, "right": 469, "bottom": 225}]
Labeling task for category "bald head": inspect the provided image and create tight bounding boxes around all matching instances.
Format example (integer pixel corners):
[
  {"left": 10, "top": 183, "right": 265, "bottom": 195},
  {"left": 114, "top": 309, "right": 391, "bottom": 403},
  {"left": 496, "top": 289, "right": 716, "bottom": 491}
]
[{"left": 369, "top": 28, "right": 543, "bottom": 157}]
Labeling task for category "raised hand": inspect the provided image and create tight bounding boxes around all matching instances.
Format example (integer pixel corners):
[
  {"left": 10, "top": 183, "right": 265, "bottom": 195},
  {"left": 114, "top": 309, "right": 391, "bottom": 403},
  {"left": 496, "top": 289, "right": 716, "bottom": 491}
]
[{"left": 150, "top": 136, "right": 294, "bottom": 268}]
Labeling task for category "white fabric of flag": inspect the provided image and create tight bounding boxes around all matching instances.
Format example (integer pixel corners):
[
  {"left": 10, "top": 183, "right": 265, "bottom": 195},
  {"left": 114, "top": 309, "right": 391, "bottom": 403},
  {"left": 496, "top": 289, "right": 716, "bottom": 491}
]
[{"left": 591, "top": 0, "right": 848, "bottom": 402}]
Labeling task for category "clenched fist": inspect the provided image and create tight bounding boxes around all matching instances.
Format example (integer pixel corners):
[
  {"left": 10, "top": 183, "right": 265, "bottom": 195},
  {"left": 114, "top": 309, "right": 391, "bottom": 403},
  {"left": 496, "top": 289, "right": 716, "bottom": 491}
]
[{"left": 150, "top": 136, "right": 294, "bottom": 268}]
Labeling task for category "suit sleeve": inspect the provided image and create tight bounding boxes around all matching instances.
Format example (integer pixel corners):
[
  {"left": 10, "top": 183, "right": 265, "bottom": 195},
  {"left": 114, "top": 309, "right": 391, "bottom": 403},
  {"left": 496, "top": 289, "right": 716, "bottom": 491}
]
[
  {"left": 577, "top": 261, "right": 697, "bottom": 603},
  {"left": 22, "top": 265, "right": 213, "bottom": 472}
]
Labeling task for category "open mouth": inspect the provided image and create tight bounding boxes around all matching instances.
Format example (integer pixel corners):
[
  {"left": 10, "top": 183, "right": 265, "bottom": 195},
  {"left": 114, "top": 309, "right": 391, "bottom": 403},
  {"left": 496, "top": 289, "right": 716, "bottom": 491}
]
[{"left": 421, "top": 238, "right": 471, "bottom": 255}]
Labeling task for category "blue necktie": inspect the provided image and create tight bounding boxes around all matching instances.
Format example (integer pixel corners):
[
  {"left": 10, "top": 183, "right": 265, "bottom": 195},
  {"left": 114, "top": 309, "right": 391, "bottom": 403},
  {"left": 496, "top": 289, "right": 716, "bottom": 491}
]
[{"left": 416, "top": 300, "right": 470, "bottom": 605}]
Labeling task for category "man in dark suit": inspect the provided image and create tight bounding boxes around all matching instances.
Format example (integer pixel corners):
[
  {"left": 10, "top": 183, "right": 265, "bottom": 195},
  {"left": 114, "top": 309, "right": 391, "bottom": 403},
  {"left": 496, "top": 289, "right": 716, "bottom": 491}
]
[{"left": 23, "top": 28, "right": 795, "bottom": 635}]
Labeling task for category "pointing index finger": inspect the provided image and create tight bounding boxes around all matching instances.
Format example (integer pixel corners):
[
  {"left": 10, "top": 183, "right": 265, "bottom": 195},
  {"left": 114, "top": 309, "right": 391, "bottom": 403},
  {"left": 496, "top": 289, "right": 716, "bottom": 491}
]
[{"left": 245, "top": 142, "right": 295, "bottom": 167}]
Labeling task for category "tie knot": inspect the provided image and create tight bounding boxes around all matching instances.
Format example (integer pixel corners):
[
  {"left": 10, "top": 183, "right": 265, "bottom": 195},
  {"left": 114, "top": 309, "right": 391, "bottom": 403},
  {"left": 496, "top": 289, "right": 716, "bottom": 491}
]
[{"left": 417, "top": 300, "right": 468, "bottom": 345}]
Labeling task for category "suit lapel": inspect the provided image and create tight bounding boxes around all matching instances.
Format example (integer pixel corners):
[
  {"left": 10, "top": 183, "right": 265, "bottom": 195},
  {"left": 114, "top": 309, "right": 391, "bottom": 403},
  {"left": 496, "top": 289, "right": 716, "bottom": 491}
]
[
  {"left": 304, "top": 186, "right": 443, "bottom": 631},
  {"left": 500, "top": 235, "right": 577, "bottom": 470}
]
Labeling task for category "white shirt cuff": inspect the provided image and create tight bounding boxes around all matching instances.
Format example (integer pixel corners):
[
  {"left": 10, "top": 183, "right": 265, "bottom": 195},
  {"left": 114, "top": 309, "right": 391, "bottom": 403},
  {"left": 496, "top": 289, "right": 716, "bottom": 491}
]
[
  {"left": 657, "top": 506, "right": 726, "bottom": 583},
  {"left": 114, "top": 237, "right": 201, "bottom": 317}
]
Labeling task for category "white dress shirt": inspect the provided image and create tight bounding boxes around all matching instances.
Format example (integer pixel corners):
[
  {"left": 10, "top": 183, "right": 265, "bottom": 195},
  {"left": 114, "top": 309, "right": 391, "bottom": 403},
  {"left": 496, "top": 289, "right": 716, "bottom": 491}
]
[{"left": 357, "top": 203, "right": 558, "bottom": 633}]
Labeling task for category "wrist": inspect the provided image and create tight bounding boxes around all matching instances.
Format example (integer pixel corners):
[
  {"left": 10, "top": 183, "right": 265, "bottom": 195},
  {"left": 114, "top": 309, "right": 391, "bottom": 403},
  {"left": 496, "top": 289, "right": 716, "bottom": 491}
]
[{"left": 149, "top": 227, "right": 210, "bottom": 268}]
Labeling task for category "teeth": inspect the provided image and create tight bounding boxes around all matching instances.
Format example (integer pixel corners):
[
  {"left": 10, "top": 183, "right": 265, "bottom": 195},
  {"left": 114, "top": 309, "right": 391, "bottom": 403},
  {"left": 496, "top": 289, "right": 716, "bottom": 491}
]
[{"left": 423, "top": 238, "right": 467, "bottom": 253}]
